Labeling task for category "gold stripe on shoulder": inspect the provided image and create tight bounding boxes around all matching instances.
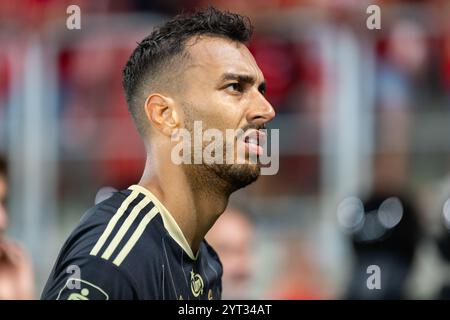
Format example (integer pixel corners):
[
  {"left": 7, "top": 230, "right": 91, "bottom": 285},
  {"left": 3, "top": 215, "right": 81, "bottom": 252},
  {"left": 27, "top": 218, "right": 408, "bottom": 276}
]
[
  {"left": 90, "top": 189, "right": 140, "bottom": 256},
  {"left": 128, "top": 185, "right": 198, "bottom": 260},
  {"left": 101, "top": 196, "right": 151, "bottom": 260},
  {"left": 113, "top": 206, "right": 160, "bottom": 266}
]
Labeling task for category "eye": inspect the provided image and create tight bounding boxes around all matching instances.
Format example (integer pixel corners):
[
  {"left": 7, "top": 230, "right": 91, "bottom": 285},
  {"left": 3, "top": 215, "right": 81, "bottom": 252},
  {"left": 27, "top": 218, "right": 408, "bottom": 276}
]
[
  {"left": 258, "top": 83, "right": 266, "bottom": 95},
  {"left": 224, "top": 82, "right": 243, "bottom": 93}
]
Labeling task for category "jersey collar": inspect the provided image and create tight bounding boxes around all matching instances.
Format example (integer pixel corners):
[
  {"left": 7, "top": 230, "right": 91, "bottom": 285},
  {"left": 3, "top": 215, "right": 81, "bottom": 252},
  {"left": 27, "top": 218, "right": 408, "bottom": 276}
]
[{"left": 128, "top": 184, "right": 199, "bottom": 260}]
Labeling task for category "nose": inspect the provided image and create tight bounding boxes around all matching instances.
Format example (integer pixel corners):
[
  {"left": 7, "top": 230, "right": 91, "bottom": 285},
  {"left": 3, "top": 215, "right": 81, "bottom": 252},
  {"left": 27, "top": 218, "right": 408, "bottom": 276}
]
[{"left": 245, "top": 93, "right": 276, "bottom": 127}]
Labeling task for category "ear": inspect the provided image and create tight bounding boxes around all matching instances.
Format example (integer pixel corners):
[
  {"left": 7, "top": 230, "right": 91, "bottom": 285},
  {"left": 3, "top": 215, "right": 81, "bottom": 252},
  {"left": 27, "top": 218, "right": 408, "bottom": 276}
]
[{"left": 144, "top": 94, "right": 180, "bottom": 137}]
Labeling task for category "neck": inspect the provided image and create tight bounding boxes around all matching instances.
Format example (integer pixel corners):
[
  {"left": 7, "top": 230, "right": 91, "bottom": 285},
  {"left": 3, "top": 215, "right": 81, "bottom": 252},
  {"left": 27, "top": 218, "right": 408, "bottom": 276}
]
[{"left": 138, "top": 155, "right": 230, "bottom": 255}]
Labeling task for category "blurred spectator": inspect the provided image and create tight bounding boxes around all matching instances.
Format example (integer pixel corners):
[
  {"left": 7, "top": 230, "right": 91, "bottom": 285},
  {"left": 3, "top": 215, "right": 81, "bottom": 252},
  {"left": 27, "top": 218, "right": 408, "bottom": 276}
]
[
  {"left": 375, "top": 20, "right": 429, "bottom": 191},
  {"left": 436, "top": 227, "right": 450, "bottom": 299},
  {"left": 344, "top": 192, "right": 421, "bottom": 299},
  {"left": 434, "top": 180, "right": 450, "bottom": 299},
  {"left": 206, "top": 208, "right": 255, "bottom": 299},
  {"left": 266, "top": 234, "right": 327, "bottom": 300},
  {"left": 0, "top": 156, "right": 35, "bottom": 300}
]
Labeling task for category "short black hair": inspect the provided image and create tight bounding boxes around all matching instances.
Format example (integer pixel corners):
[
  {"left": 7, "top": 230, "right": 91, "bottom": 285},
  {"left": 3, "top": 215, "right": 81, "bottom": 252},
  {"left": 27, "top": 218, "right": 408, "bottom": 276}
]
[{"left": 122, "top": 7, "right": 254, "bottom": 136}]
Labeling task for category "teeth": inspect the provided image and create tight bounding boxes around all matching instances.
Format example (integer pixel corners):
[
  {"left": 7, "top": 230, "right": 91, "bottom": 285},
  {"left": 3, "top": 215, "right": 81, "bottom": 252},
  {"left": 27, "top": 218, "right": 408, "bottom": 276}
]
[{"left": 247, "top": 137, "right": 258, "bottom": 145}]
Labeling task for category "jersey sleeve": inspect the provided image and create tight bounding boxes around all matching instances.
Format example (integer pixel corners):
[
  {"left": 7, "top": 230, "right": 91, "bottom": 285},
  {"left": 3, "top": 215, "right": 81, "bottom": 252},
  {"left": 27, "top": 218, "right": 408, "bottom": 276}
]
[{"left": 41, "top": 255, "right": 138, "bottom": 300}]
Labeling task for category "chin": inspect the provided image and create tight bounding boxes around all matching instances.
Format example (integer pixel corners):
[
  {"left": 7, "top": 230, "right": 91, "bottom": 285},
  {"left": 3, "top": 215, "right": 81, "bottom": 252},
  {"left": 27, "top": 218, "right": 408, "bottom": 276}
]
[{"left": 211, "top": 163, "right": 260, "bottom": 192}]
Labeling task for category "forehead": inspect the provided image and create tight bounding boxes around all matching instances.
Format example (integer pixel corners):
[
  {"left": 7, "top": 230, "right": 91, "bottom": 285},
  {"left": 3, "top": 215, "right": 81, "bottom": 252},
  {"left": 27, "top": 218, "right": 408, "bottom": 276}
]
[{"left": 184, "top": 36, "right": 264, "bottom": 81}]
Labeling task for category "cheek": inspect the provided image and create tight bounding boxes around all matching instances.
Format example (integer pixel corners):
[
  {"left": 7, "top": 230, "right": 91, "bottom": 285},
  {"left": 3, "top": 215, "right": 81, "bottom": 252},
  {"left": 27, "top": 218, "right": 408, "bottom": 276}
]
[
  {"left": 207, "top": 95, "right": 242, "bottom": 129},
  {"left": 187, "top": 90, "right": 243, "bottom": 131}
]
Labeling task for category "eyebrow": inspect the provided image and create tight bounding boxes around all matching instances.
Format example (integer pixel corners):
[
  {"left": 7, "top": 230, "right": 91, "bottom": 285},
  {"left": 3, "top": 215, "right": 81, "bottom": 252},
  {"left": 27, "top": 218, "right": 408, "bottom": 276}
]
[{"left": 220, "top": 72, "right": 266, "bottom": 91}]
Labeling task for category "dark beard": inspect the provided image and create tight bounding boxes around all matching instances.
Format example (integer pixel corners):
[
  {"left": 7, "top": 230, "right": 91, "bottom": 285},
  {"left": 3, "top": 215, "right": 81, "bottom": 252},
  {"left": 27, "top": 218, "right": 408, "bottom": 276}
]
[
  {"left": 207, "top": 162, "right": 260, "bottom": 193},
  {"left": 184, "top": 162, "right": 260, "bottom": 196},
  {"left": 180, "top": 102, "right": 261, "bottom": 194},
  {"left": 196, "top": 127, "right": 263, "bottom": 192}
]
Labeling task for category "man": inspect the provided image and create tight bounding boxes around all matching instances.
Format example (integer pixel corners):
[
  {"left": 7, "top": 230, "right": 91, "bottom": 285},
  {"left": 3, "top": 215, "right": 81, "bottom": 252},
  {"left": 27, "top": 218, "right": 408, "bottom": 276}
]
[
  {"left": 206, "top": 208, "right": 255, "bottom": 299},
  {"left": 42, "top": 7, "right": 275, "bottom": 300},
  {"left": 0, "top": 157, "right": 35, "bottom": 299}
]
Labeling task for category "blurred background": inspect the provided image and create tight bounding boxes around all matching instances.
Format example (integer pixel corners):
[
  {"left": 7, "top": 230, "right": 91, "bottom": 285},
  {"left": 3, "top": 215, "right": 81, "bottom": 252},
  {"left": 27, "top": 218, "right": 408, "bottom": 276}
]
[{"left": 1, "top": 0, "right": 450, "bottom": 299}]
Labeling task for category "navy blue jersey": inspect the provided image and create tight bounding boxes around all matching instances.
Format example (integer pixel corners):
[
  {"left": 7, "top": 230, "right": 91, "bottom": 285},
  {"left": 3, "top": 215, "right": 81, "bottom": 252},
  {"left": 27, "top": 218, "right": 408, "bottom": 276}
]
[{"left": 41, "top": 185, "right": 222, "bottom": 300}]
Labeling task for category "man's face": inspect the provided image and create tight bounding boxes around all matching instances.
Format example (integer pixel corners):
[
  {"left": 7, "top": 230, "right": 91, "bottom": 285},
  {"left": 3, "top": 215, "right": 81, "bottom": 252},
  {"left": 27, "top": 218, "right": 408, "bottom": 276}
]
[
  {"left": 206, "top": 210, "right": 254, "bottom": 299},
  {"left": 0, "top": 176, "right": 7, "bottom": 235},
  {"left": 178, "top": 36, "right": 275, "bottom": 191}
]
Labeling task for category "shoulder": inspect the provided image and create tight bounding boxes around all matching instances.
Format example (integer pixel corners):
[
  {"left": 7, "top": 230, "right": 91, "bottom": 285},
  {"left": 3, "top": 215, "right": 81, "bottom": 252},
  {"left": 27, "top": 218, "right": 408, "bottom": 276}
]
[
  {"left": 41, "top": 253, "right": 139, "bottom": 300},
  {"left": 62, "top": 188, "right": 163, "bottom": 263},
  {"left": 47, "top": 187, "right": 167, "bottom": 292},
  {"left": 42, "top": 186, "right": 168, "bottom": 299},
  {"left": 202, "top": 239, "right": 223, "bottom": 273}
]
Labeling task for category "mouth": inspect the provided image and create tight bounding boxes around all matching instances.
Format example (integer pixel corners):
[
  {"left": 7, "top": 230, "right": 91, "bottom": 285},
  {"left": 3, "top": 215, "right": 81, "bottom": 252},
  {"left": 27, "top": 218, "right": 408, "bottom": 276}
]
[{"left": 243, "top": 130, "right": 266, "bottom": 156}]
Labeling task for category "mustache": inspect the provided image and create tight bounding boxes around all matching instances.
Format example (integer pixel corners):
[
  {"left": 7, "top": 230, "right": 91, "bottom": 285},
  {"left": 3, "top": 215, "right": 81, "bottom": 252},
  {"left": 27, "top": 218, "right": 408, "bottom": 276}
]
[
  {"left": 240, "top": 123, "right": 266, "bottom": 132},
  {"left": 235, "top": 123, "right": 266, "bottom": 141}
]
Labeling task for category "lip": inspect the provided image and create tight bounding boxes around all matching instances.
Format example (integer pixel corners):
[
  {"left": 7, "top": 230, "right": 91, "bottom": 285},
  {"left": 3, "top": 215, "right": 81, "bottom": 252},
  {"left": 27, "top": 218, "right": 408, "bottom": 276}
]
[{"left": 243, "top": 129, "right": 266, "bottom": 156}]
